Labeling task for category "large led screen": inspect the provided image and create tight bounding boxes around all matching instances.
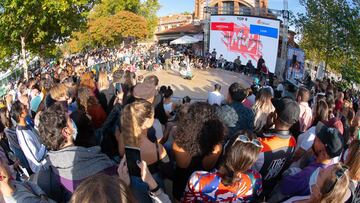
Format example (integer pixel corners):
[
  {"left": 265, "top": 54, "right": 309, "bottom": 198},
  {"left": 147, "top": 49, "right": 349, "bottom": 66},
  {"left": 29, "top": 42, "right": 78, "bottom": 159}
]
[{"left": 210, "top": 15, "right": 280, "bottom": 73}]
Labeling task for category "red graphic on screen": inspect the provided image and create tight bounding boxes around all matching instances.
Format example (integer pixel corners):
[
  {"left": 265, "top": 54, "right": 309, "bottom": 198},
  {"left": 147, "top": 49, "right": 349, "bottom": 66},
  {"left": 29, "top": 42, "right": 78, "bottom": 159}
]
[{"left": 212, "top": 22, "right": 263, "bottom": 61}]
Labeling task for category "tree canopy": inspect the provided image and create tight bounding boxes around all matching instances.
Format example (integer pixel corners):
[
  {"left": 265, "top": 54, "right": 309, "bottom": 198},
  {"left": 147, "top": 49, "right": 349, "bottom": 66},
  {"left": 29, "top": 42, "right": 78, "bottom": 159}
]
[
  {"left": 0, "top": 0, "right": 96, "bottom": 76},
  {"left": 296, "top": 0, "right": 360, "bottom": 84},
  {"left": 66, "top": 11, "right": 148, "bottom": 54}
]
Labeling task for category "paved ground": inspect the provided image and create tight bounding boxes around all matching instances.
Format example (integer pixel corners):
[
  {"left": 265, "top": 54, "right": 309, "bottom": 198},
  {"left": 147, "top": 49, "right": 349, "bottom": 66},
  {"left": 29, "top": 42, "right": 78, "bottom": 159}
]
[{"left": 140, "top": 69, "right": 253, "bottom": 102}]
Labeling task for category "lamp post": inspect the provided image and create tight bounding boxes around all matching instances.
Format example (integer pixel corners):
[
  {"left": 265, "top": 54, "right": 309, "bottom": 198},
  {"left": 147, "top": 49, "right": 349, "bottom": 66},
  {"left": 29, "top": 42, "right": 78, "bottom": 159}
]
[
  {"left": 279, "top": 0, "right": 289, "bottom": 80},
  {"left": 203, "top": 0, "right": 211, "bottom": 56}
]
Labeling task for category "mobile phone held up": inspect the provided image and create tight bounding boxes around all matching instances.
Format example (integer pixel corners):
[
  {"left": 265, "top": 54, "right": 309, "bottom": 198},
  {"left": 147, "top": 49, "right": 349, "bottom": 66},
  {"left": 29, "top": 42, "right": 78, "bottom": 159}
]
[{"left": 125, "top": 146, "right": 141, "bottom": 177}]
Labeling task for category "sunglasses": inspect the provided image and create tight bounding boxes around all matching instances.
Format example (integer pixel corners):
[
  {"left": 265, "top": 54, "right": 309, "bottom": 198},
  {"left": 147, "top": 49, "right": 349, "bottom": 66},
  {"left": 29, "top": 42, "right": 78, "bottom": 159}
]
[
  {"left": 326, "top": 164, "right": 349, "bottom": 194},
  {"left": 232, "top": 135, "right": 263, "bottom": 148}
]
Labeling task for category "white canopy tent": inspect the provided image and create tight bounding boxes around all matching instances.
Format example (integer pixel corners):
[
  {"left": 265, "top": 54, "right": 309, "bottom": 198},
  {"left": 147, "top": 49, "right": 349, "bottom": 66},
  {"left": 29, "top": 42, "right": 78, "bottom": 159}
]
[{"left": 170, "top": 35, "right": 201, "bottom": 45}]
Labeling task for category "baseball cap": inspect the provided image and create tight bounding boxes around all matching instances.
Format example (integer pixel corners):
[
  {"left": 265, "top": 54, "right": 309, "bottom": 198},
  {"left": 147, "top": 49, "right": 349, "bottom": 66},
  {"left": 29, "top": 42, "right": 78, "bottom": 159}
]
[
  {"left": 326, "top": 117, "right": 344, "bottom": 135},
  {"left": 272, "top": 98, "right": 300, "bottom": 125},
  {"left": 133, "top": 83, "right": 156, "bottom": 100},
  {"left": 317, "top": 126, "right": 343, "bottom": 158}
]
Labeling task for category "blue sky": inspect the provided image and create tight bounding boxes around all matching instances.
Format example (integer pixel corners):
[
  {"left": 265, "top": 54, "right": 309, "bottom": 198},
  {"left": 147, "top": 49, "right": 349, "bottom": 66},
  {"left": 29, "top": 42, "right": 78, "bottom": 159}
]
[{"left": 157, "top": 0, "right": 305, "bottom": 17}]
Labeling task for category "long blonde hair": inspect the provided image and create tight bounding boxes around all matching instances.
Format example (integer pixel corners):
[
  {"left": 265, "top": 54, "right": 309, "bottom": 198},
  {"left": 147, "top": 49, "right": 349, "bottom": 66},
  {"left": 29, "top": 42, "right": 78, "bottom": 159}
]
[
  {"left": 319, "top": 164, "right": 350, "bottom": 203},
  {"left": 252, "top": 88, "right": 275, "bottom": 132},
  {"left": 120, "top": 100, "right": 154, "bottom": 147},
  {"left": 49, "top": 84, "right": 69, "bottom": 101},
  {"left": 346, "top": 140, "right": 360, "bottom": 180},
  {"left": 98, "top": 71, "right": 110, "bottom": 91}
]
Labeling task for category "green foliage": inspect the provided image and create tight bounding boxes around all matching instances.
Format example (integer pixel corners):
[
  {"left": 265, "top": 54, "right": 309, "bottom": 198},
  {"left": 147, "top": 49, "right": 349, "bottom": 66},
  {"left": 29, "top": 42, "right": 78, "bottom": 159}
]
[
  {"left": 66, "top": 11, "right": 147, "bottom": 54},
  {"left": 296, "top": 0, "right": 360, "bottom": 83},
  {"left": 89, "top": 0, "right": 160, "bottom": 38},
  {"left": 0, "top": 0, "right": 95, "bottom": 70},
  {"left": 89, "top": 0, "right": 141, "bottom": 19}
]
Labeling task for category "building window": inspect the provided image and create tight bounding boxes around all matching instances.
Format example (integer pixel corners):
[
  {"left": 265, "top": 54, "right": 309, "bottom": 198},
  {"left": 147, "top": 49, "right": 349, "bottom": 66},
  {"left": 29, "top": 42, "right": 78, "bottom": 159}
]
[
  {"left": 212, "top": 3, "right": 218, "bottom": 14},
  {"left": 239, "top": 3, "right": 251, "bottom": 15},
  {"left": 223, "top": 1, "right": 234, "bottom": 14}
]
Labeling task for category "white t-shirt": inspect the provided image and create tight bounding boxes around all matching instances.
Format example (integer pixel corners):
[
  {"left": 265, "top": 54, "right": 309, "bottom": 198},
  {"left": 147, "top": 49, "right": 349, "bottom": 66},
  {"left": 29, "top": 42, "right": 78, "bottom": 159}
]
[
  {"left": 207, "top": 91, "right": 224, "bottom": 106},
  {"left": 296, "top": 126, "right": 316, "bottom": 151},
  {"left": 153, "top": 119, "right": 164, "bottom": 141}
]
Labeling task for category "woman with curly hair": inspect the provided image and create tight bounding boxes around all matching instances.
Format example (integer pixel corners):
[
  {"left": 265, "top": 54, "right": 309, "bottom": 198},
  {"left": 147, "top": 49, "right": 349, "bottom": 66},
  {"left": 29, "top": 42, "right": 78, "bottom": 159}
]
[
  {"left": 172, "top": 102, "right": 225, "bottom": 201},
  {"left": 77, "top": 86, "right": 107, "bottom": 129}
]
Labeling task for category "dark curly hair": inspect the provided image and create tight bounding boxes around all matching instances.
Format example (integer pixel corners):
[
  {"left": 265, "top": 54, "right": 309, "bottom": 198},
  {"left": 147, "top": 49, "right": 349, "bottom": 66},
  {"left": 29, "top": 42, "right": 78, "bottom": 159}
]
[
  {"left": 38, "top": 102, "right": 68, "bottom": 151},
  {"left": 174, "top": 102, "right": 218, "bottom": 156},
  {"left": 199, "top": 119, "right": 225, "bottom": 156}
]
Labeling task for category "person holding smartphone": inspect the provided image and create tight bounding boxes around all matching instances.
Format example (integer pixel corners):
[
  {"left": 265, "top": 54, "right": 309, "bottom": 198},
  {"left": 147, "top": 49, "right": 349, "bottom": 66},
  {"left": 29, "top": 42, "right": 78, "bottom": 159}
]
[
  {"left": 119, "top": 100, "right": 170, "bottom": 202},
  {"left": 117, "top": 157, "right": 171, "bottom": 203}
]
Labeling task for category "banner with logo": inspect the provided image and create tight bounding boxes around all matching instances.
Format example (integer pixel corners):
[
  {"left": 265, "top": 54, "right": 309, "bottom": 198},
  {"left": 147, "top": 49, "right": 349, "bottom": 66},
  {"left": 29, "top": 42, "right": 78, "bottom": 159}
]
[{"left": 209, "top": 15, "right": 280, "bottom": 73}]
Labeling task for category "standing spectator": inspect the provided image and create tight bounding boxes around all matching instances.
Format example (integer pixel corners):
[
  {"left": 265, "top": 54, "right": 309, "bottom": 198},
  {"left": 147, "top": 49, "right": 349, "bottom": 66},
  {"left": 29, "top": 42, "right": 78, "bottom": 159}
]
[
  {"left": 207, "top": 84, "right": 224, "bottom": 106},
  {"left": 283, "top": 163, "right": 350, "bottom": 203},
  {"left": 343, "top": 140, "right": 360, "bottom": 203},
  {"left": 253, "top": 98, "right": 300, "bottom": 196},
  {"left": 183, "top": 131, "right": 262, "bottom": 202},
  {"left": 35, "top": 103, "right": 116, "bottom": 202},
  {"left": 252, "top": 88, "right": 275, "bottom": 133},
  {"left": 296, "top": 87, "right": 313, "bottom": 132},
  {"left": 211, "top": 49, "right": 217, "bottom": 67},
  {"left": 271, "top": 127, "right": 343, "bottom": 202},
  {"left": 10, "top": 101, "right": 47, "bottom": 174},
  {"left": 172, "top": 102, "right": 224, "bottom": 201},
  {"left": 119, "top": 100, "right": 170, "bottom": 203},
  {"left": 233, "top": 56, "right": 241, "bottom": 72},
  {"left": 293, "top": 100, "right": 328, "bottom": 162},
  {"left": 335, "top": 91, "right": 345, "bottom": 113},
  {"left": 0, "top": 158, "right": 55, "bottom": 203},
  {"left": 257, "top": 55, "right": 265, "bottom": 73},
  {"left": 97, "top": 71, "right": 114, "bottom": 113},
  {"left": 227, "top": 83, "right": 254, "bottom": 137}
]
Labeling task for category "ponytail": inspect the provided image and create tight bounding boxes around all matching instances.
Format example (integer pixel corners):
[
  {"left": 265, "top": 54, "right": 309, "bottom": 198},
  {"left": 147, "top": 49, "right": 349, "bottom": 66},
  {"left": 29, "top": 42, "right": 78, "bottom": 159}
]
[{"left": 219, "top": 164, "right": 237, "bottom": 186}]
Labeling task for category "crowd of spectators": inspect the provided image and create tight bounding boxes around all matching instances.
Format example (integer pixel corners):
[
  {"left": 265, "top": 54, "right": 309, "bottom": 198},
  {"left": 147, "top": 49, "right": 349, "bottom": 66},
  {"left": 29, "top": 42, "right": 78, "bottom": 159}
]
[{"left": 0, "top": 43, "right": 359, "bottom": 203}]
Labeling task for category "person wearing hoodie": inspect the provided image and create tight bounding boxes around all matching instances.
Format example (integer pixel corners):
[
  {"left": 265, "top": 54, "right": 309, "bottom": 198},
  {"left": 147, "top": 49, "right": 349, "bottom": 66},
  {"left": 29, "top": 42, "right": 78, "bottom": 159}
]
[{"left": 34, "top": 102, "right": 117, "bottom": 202}]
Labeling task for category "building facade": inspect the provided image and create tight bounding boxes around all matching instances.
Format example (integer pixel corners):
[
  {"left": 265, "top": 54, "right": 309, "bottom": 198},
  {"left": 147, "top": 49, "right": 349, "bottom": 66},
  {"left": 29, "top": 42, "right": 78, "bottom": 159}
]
[
  {"left": 195, "top": 0, "right": 268, "bottom": 19},
  {"left": 157, "top": 14, "right": 193, "bottom": 33}
]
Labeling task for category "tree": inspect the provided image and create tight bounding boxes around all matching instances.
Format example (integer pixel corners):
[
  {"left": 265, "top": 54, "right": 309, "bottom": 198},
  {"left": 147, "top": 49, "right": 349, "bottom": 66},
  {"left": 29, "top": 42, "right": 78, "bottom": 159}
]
[
  {"left": 89, "top": 0, "right": 140, "bottom": 19},
  {"left": 67, "top": 11, "right": 147, "bottom": 54},
  {"left": 89, "top": 0, "right": 160, "bottom": 38},
  {"left": 296, "top": 0, "right": 360, "bottom": 76},
  {"left": 0, "top": 0, "right": 95, "bottom": 79}
]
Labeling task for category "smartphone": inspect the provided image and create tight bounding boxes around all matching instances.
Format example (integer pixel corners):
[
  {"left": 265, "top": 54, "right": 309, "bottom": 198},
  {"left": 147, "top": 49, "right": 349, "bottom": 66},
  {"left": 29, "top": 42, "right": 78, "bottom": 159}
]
[
  {"left": 115, "top": 83, "right": 122, "bottom": 94},
  {"left": 125, "top": 146, "right": 141, "bottom": 177}
]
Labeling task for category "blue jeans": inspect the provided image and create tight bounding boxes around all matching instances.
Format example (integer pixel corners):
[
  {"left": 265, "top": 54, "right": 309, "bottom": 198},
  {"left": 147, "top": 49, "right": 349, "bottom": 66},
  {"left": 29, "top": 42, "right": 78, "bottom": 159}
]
[{"left": 130, "top": 173, "right": 164, "bottom": 203}]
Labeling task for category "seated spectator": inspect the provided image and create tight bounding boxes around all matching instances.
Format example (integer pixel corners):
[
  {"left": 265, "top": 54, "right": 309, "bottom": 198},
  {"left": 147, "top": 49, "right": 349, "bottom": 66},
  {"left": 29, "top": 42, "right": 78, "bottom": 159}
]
[
  {"left": 227, "top": 83, "right": 254, "bottom": 137},
  {"left": 207, "top": 84, "right": 224, "bottom": 106},
  {"left": 10, "top": 101, "right": 47, "bottom": 174},
  {"left": 272, "top": 127, "right": 343, "bottom": 202},
  {"left": 283, "top": 163, "right": 350, "bottom": 203},
  {"left": 162, "top": 87, "right": 176, "bottom": 120},
  {"left": 172, "top": 102, "right": 223, "bottom": 201},
  {"left": 252, "top": 88, "right": 275, "bottom": 134},
  {"left": 35, "top": 103, "right": 116, "bottom": 202},
  {"left": 183, "top": 131, "right": 262, "bottom": 202},
  {"left": 253, "top": 98, "right": 300, "bottom": 196},
  {"left": 0, "top": 157, "right": 55, "bottom": 203}
]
